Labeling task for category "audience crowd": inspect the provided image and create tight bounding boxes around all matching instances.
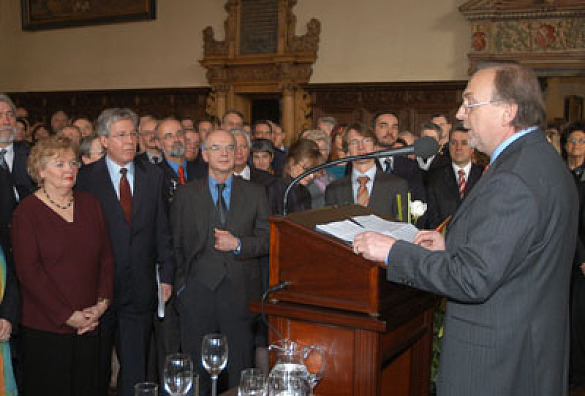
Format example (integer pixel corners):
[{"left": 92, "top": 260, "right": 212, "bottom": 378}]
[{"left": 0, "top": 90, "right": 584, "bottom": 395}]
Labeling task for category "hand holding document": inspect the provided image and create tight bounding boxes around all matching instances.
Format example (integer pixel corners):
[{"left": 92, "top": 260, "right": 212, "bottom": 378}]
[{"left": 316, "top": 214, "right": 418, "bottom": 245}]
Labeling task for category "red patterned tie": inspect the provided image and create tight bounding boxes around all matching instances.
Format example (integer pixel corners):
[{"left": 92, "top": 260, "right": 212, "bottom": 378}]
[
  {"left": 177, "top": 165, "right": 187, "bottom": 185},
  {"left": 356, "top": 176, "right": 370, "bottom": 207},
  {"left": 119, "top": 168, "right": 132, "bottom": 224},
  {"left": 458, "top": 169, "right": 466, "bottom": 198}
]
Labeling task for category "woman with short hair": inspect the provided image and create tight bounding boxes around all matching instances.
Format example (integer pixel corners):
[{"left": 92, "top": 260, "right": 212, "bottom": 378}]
[{"left": 11, "top": 136, "right": 114, "bottom": 396}]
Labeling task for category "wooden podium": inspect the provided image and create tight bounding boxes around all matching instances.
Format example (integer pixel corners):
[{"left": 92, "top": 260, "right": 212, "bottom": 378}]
[{"left": 251, "top": 205, "right": 437, "bottom": 396}]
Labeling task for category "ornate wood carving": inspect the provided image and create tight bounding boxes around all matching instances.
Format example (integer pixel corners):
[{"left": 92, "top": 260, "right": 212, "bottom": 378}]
[
  {"left": 200, "top": 0, "right": 320, "bottom": 140},
  {"left": 459, "top": 0, "right": 585, "bottom": 74}
]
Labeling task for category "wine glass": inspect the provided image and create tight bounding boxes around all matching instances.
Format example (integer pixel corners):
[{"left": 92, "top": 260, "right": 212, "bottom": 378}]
[
  {"left": 201, "top": 333, "right": 228, "bottom": 396},
  {"left": 163, "top": 353, "right": 193, "bottom": 396},
  {"left": 134, "top": 382, "right": 158, "bottom": 396},
  {"left": 238, "top": 368, "right": 267, "bottom": 395}
]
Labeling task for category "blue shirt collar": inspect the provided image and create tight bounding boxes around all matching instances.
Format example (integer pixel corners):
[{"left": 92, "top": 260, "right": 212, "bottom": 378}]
[
  {"left": 166, "top": 158, "right": 188, "bottom": 176},
  {"left": 490, "top": 126, "right": 538, "bottom": 164}
]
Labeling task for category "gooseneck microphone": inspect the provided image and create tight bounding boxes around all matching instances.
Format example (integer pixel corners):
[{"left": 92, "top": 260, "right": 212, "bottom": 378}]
[{"left": 282, "top": 136, "right": 439, "bottom": 215}]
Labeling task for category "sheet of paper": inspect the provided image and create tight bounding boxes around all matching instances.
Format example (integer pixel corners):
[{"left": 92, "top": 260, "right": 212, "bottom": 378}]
[
  {"left": 316, "top": 214, "right": 419, "bottom": 245},
  {"left": 156, "top": 264, "right": 165, "bottom": 319}
]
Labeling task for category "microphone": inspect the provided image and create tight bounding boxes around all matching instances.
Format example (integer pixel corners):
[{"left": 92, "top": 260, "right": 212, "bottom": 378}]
[{"left": 282, "top": 137, "right": 438, "bottom": 215}]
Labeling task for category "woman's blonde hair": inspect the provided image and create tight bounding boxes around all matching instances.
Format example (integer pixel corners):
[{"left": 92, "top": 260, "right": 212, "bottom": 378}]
[{"left": 28, "top": 135, "right": 79, "bottom": 185}]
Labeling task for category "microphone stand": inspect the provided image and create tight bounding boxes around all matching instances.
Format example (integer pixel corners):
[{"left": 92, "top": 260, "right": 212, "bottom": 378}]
[{"left": 282, "top": 146, "right": 415, "bottom": 216}]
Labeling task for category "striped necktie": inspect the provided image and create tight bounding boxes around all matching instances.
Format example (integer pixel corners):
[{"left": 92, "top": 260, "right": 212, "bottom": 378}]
[
  {"left": 356, "top": 176, "right": 370, "bottom": 207},
  {"left": 458, "top": 169, "right": 466, "bottom": 198}
]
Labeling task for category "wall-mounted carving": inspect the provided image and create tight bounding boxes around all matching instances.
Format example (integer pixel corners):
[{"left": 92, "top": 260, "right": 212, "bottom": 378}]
[
  {"left": 460, "top": 0, "right": 585, "bottom": 74},
  {"left": 200, "top": 0, "right": 320, "bottom": 140}
]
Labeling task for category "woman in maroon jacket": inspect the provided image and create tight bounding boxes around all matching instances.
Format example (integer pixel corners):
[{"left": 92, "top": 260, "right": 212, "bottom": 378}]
[{"left": 11, "top": 136, "right": 114, "bottom": 396}]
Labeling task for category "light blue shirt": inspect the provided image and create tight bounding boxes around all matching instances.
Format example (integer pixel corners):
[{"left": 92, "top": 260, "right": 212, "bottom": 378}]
[
  {"left": 490, "top": 126, "right": 538, "bottom": 164},
  {"left": 105, "top": 155, "right": 135, "bottom": 198},
  {"left": 167, "top": 159, "right": 188, "bottom": 179},
  {"left": 208, "top": 175, "right": 233, "bottom": 209}
]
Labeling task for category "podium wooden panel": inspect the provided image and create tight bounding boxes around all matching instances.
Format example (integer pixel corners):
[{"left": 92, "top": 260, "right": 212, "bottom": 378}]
[{"left": 252, "top": 205, "right": 437, "bottom": 396}]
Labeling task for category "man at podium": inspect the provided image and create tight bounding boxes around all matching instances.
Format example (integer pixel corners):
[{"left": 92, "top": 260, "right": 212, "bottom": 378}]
[{"left": 353, "top": 64, "right": 577, "bottom": 395}]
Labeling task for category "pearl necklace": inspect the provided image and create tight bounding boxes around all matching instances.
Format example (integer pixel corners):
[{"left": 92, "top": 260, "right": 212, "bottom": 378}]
[{"left": 43, "top": 187, "right": 74, "bottom": 210}]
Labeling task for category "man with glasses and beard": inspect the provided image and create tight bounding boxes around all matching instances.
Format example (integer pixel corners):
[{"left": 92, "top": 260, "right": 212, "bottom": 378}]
[{"left": 155, "top": 118, "right": 205, "bottom": 205}]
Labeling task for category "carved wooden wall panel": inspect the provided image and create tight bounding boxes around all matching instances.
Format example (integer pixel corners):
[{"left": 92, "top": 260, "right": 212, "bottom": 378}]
[
  {"left": 8, "top": 88, "right": 210, "bottom": 125},
  {"left": 307, "top": 81, "right": 466, "bottom": 135},
  {"left": 460, "top": 0, "right": 585, "bottom": 75}
]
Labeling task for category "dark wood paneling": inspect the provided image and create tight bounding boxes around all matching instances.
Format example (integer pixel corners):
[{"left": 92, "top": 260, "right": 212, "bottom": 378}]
[
  {"left": 8, "top": 88, "right": 211, "bottom": 125},
  {"left": 307, "top": 81, "right": 467, "bottom": 133},
  {"left": 8, "top": 81, "right": 464, "bottom": 134}
]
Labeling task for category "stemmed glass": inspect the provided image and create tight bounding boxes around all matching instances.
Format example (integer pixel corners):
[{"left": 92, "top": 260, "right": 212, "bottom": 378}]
[
  {"left": 163, "top": 353, "right": 194, "bottom": 396},
  {"left": 238, "top": 368, "right": 267, "bottom": 396},
  {"left": 201, "top": 333, "right": 228, "bottom": 396}
]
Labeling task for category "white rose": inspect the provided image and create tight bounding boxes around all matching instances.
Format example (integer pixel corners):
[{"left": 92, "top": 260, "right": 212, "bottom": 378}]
[{"left": 410, "top": 200, "right": 427, "bottom": 218}]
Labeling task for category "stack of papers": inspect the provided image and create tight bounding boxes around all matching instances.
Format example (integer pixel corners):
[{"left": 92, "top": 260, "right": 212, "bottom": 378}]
[{"left": 316, "top": 214, "right": 418, "bottom": 245}]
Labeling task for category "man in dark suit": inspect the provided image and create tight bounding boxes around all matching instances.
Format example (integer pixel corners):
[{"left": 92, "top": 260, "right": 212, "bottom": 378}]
[
  {"left": 232, "top": 129, "right": 276, "bottom": 189},
  {"left": 136, "top": 116, "right": 163, "bottom": 164},
  {"left": 0, "top": 94, "right": 30, "bottom": 389},
  {"left": 425, "top": 127, "right": 482, "bottom": 229},
  {"left": 416, "top": 122, "right": 450, "bottom": 173},
  {"left": 372, "top": 110, "right": 426, "bottom": 201},
  {"left": 354, "top": 64, "right": 577, "bottom": 395},
  {"left": 76, "top": 108, "right": 175, "bottom": 396},
  {"left": 325, "top": 123, "right": 408, "bottom": 220},
  {"left": 155, "top": 117, "right": 206, "bottom": 204},
  {"left": 171, "top": 129, "right": 270, "bottom": 394}
]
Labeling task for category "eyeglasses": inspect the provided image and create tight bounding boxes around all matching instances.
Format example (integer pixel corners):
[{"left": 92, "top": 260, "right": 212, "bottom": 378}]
[
  {"left": 568, "top": 138, "right": 585, "bottom": 144},
  {"left": 0, "top": 111, "right": 15, "bottom": 120},
  {"left": 347, "top": 137, "right": 375, "bottom": 147},
  {"left": 204, "top": 144, "right": 236, "bottom": 152},
  {"left": 160, "top": 130, "right": 186, "bottom": 140},
  {"left": 460, "top": 100, "right": 502, "bottom": 113},
  {"left": 110, "top": 131, "right": 138, "bottom": 139},
  {"left": 50, "top": 160, "right": 81, "bottom": 169}
]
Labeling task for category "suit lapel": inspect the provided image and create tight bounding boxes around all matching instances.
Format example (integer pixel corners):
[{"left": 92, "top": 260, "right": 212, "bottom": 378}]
[
  {"left": 442, "top": 166, "right": 461, "bottom": 204},
  {"left": 132, "top": 160, "right": 145, "bottom": 226},
  {"left": 370, "top": 170, "right": 387, "bottom": 209},
  {"left": 339, "top": 177, "right": 355, "bottom": 205},
  {"left": 226, "top": 177, "right": 244, "bottom": 231}
]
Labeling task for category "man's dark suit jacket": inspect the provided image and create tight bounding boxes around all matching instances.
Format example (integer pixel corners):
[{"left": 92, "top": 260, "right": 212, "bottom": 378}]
[
  {"left": 346, "top": 157, "right": 426, "bottom": 201},
  {"left": 76, "top": 157, "right": 175, "bottom": 312},
  {"left": 325, "top": 168, "right": 409, "bottom": 220},
  {"left": 0, "top": 142, "right": 34, "bottom": 330},
  {"left": 157, "top": 158, "right": 206, "bottom": 205},
  {"left": 171, "top": 176, "right": 270, "bottom": 316},
  {"left": 425, "top": 163, "right": 482, "bottom": 229},
  {"left": 12, "top": 142, "right": 36, "bottom": 201},
  {"left": 388, "top": 130, "right": 577, "bottom": 395}
]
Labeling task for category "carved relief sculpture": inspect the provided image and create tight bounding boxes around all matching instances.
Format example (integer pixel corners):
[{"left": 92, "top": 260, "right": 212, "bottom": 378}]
[{"left": 459, "top": 0, "right": 585, "bottom": 74}]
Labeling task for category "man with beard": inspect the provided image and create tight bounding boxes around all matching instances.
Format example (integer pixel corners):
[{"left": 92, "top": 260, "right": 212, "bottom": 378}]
[
  {"left": 372, "top": 110, "right": 425, "bottom": 201},
  {"left": 354, "top": 64, "right": 577, "bottom": 395},
  {"left": 0, "top": 94, "right": 30, "bottom": 391},
  {"left": 156, "top": 118, "right": 205, "bottom": 205}
]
